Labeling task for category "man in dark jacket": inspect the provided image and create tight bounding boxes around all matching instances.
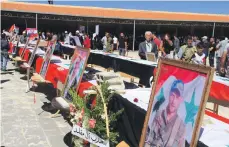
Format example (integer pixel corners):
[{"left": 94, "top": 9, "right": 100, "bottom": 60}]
[
  {"left": 1, "top": 33, "right": 10, "bottom": 71},
  {"left": 138, "top": 31, "right": 158, "bottom": 60}
]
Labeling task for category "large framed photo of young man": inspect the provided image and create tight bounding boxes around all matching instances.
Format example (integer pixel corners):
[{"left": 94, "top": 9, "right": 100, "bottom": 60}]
[
  {"left": 140, "top": 58, "right": 214, "bottom": 147},
  {"left": 61, "top": 46, "right": 90, "bottom": 102}
]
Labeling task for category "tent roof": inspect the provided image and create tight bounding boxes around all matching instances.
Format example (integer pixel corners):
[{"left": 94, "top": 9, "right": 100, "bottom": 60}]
[{"left": 1, "top": 1, "right": 229, "bottom": 23}]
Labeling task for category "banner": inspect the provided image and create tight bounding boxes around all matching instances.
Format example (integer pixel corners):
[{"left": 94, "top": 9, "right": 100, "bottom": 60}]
[
  {"left": 26, "top": 28, "right": 38, "bottom": 38},
  {"left": 95, "top": 25, "right": 99, "bottom": 35},
  {"left": 72, "top": 125, "right": 109, "bottom": 147}
]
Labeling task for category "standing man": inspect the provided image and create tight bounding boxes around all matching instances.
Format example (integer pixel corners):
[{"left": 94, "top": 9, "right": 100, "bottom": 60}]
[
  {"left": 117, "top": 33, "right": 127, "bottom": 56},
  {"left": 1, "top": 33, "right": 10, "bottom": 71},
  {"left": 192, "top": 36, "right": 200, "bottom": 47},
  {"left": 216, "top": 37, "right": 228, "bottom": 72},
  {"left": 101, "top": 32, "right": 108, "bottom": 52},
  {"left": 209, "top": 37, "right": 216, "bottom": 67},
  {"left": 76, "top": 30, "right": 84, "bottom": 45},
  {"left": 113, "top": 35, "right": 118, "bottom": 51},
  {"left": 106, "top": 33, "right": 113, "bottom": 52},
  {"left": 177, "top": 36, "right": 196, "bottom": 63},
  {"left": 138, "top": 31, "right": 158, "bottom": 60},
  {"left": 173, "top": 34, "right": 180, "bottom": 54},
  {"left": 145, "top": 80, "right": 185, "bottom": 147},
  {"left": 20, "top": 31, "right": 27, "bottom": 44}
]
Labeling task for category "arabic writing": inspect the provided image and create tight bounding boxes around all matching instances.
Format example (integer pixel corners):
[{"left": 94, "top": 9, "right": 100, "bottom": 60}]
[{"left": 71, "top": 125, "right": 109, "bottom": 147}]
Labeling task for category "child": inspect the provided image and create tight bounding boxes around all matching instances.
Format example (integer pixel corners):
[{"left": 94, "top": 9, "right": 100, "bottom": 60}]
[{"left": 191, "top": 42, "right": 206, "bottom": 65}]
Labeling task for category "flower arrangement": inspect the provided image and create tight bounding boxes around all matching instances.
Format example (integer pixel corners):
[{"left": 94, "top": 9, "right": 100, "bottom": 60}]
[{"left": 69, "top": 82, "right": 124, "bottom": 147}]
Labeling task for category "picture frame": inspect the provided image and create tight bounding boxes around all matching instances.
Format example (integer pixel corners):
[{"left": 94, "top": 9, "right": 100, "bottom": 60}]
[
  {"left": 139, "top": 58, "right": 214, "bottom": 147},
  {"left": 39, "top": 41, "right": 57, "bottom": 79},
  {"left": 20, "top": 37, "right": 30, "bottom": 58},
  {"left": 27, "top": 39, "right": 40, "bottom": 67},
  {"left": 146, "top": 52, "right": 156, "bottom": 62},
  {"left": 61, "top": 46, "right": 90, "bottom": 102}
]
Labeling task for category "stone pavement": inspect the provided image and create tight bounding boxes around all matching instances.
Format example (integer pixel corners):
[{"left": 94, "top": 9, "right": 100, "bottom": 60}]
[{"left": 1, "top": 62, "right": 72, "bottom": 147}]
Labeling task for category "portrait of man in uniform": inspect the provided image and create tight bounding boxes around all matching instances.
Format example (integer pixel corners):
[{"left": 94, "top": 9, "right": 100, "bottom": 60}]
[
  {"left": 145, "top": 80, "right": 185, "bottom": 147},
  {"left": 140, "top": 59, "right": 214, "bottom": 147}
]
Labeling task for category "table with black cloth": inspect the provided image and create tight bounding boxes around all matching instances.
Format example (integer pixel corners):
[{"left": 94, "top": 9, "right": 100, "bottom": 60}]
[
  {"left": 61, "top": 44, "right": 157, "bottom": 87},
  {"left": 109, "top": 94, "right": 209, "bottom": 147},
  {"left": 87, "top": 51, "right": 157, "bottom": 87},
  {"left": 61, "top": 44, "right": 75, "bottom": 56}
]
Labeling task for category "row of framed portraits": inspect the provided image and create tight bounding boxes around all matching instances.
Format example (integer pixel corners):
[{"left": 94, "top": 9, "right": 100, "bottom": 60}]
[
  {"left": 19, "top": 38, "right": 214, "bottom": 147},
  {"left": 20, "top": 38, "right": 90, "bottom": 101}
]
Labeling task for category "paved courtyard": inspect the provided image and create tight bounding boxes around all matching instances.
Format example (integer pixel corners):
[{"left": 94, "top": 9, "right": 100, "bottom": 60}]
[{"left": 1, "top": 62, "right": 71, "bottom": 147}]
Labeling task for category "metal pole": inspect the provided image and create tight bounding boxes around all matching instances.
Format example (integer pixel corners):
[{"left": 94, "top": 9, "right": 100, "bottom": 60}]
[
  {"left": 24, "top": 19, "right": 27, "bottom": 28},
  {"left": 87, "top": 21, "right": 88, "bottom": 34},
  {"left": 36, "top": 13, "right": 38, "bottom": 29},
  {"left": 132, "top": 20, "right": 135, "bottom": 51},
  {"left": 212, "top": 22, "right": 216, "bottom": 37}
]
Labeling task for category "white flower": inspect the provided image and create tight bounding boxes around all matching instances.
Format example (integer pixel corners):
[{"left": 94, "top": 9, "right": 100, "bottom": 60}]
[
  {"left": 74, "top": 112, "right": 81, "bottom": 120},
  {"left": 101, "top": 113, "right": 106, "bottom": 120}
]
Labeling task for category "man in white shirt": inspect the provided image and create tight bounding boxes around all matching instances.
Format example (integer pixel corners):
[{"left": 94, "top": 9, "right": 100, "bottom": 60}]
[
  {"left": 113, "top": 36, "right": 118, "bottom": 51},
  {"left": 101, "top": 32, "right": 108, "bottom": 52}
]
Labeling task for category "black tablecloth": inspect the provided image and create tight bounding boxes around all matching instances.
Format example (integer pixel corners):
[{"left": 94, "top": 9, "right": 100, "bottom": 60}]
[
  {"left": 60, "top": 45, "right": 156, "bottom": 87},
  {"left": 108, "top": 94, "right": 208, "bottom": 147},
  {"left": 61, "top": 45, "right": 74, "bottom": 56},
  {"left": 88, "top": 53, "right": 156, "bottom": 87}
]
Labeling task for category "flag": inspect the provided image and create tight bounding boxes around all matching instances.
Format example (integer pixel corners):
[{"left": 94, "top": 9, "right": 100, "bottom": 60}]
[{"left": 8, "top": 24, "right": 15, "bottom": 32}]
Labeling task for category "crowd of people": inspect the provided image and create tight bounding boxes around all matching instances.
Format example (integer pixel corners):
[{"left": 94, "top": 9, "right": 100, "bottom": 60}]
[
  {"left": 1, "top": 28, "right": 229, "bottom": 78},
  {"left": 137, "top": 31, "right": 229, "bottom": 78}
]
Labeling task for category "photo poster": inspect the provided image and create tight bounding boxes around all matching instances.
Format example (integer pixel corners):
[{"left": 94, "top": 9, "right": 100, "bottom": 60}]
[
  {"left": 20, "top": 37, "right": 30, "bottom": 58},
  {"left": 28, "top": 39, "right": 40, "bottom": 67},
  {"left": 139, "top": 58, "right": 214, "bottom": 147},
  {"left": 26, "top": 28, "right": 38, "bottom": 38},
  {"left": 39, "top": 41, "right": 57, "bottom": 79},
  {"left": 61, "top": 46, "right": 90, "bottom": 102}
]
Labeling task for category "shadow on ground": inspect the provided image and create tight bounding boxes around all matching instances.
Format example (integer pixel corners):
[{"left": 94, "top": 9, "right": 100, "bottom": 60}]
[
  {"left": 0, "top": 79, "right": 10, "bottom": 84},
  {"left": 1, "top": 71, "right": 14, "bottom": 75},
  {"left": 64, "top": 132, "right": 73, "bottom": 147},
  {"left": 20, "top": 75, "right": 28, "bottom": 80}
]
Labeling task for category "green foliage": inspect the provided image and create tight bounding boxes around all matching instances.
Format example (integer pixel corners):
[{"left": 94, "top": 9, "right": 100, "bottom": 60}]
[{"left": 69, "top": 82, "right": 124, "bottom": 145}]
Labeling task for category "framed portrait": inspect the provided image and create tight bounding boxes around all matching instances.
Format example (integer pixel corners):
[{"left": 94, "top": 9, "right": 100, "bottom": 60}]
[
  {"left": 28, "top": 39, "right": 40, "bottom": 67},
  {"left": 61, "top": 46, "right": 90, "bottom": 102},
  {"left": 146, "top": 52, "right": 156, "bottom": 62},
  {"left": 20, "top": 37, "right": 30, "bottom": 58},
  {"left": 139, "top": 58, "right": 214, "bottom": 147},
  {"left": 39, "top": 41, "right": 57, "bottom": 78}
]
